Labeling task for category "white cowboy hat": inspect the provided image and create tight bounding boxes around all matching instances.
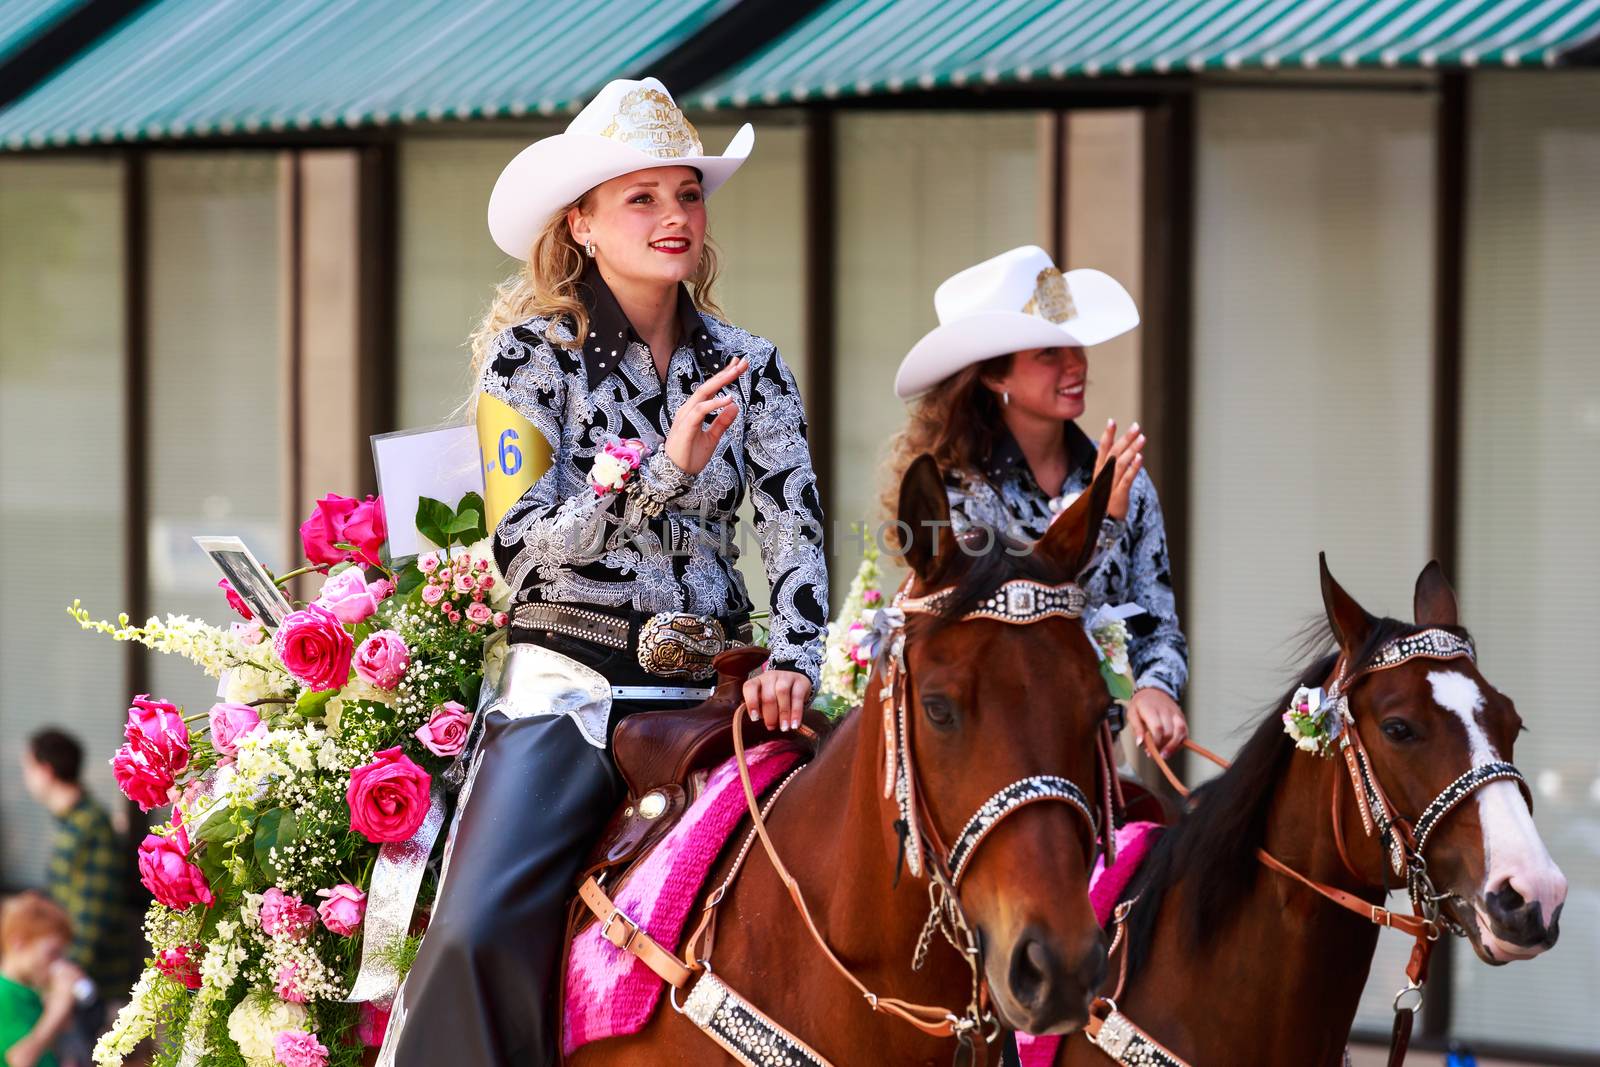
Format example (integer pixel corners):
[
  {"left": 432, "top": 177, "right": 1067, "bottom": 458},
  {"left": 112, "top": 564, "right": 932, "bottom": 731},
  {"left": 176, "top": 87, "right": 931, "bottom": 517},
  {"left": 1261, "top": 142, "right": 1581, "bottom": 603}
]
[
  {"left": 893, "top": 246, "right": 1140, "bottom": 399},
  {"left": 488, "top": 77, "right": 754, "bottom": 259}
]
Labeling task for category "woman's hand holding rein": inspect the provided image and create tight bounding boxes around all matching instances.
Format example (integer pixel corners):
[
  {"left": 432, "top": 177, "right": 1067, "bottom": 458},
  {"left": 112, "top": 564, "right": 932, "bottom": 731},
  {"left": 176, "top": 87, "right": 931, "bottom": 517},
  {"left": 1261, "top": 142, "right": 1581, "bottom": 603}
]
[{"left": 664, "top": 356, "right": 747, "bottom": 476}]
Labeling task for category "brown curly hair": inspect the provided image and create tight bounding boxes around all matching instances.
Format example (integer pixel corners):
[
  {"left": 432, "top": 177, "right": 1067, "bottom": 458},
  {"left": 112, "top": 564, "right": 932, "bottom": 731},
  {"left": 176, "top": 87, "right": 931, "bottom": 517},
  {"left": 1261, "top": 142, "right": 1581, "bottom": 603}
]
[{"left": 879, "top": 352, "right": 1015, "bottom": 526}]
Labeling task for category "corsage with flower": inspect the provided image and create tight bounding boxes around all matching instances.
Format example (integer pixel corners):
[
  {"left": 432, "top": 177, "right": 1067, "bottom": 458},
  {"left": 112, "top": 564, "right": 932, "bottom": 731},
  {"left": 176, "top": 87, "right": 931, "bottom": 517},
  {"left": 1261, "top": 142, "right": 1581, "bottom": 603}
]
[
  {"left": 815, "top": 535, "right": 886, "bottom": 719},
  {"left": 68, "top": 490, "right": 511, "bottom": 1067},
  {"left": 1083, "top": 603, "right": 1141, "bottom": 701},
  {"left": 1282, "top": 685, "right": 1351, "bottom": 756},
  {"left": 587, "top": 437, "right": 649, "bottom": 496}
]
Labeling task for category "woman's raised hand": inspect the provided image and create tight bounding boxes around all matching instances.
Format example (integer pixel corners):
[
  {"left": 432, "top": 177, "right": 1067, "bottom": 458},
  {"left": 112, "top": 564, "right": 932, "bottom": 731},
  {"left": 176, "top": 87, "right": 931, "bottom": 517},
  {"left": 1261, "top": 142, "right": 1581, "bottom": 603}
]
[
  {"left": 664, "top": 356, "right": 747, "bottom": 476},
  {"left": 1093, "top": 418, "right": 1146, "bottom": 522}
]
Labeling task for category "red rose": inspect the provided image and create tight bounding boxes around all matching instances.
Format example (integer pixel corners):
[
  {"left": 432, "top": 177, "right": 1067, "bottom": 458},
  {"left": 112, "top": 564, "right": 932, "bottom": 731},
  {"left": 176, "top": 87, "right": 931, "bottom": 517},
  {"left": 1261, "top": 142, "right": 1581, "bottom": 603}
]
[
  {"left": 346, "top": 747, "right": 431, "bottom": 843},
  {"left": 298, "top": 493, "right": 387, "bottom": 569},
  {"left": 112, "top": 736, "right": 176, "bottom": 812},
  {"left": 125, "top": 694, "right": 190, "bottom": 771},
  {"left": 272, "top": 604, "right": 354, "bottom": 692},
  {"left": 138, "top": 826, "right": 213, "bottom": 910}
]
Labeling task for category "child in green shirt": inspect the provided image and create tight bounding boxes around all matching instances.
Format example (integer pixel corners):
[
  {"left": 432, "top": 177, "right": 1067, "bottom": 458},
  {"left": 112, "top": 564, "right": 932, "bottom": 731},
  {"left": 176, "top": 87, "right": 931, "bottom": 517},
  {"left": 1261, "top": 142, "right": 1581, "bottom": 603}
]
[{"left": 1, "top": 892, "right": 83, "bottom": 1067}]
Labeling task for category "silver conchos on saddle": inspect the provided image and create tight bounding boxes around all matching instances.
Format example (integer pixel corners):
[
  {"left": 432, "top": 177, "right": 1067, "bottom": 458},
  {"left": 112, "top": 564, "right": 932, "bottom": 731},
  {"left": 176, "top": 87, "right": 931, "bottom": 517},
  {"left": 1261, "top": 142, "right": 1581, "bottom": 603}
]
[{"left": 637, "top": 611, "right": 727, "bottom": 679}]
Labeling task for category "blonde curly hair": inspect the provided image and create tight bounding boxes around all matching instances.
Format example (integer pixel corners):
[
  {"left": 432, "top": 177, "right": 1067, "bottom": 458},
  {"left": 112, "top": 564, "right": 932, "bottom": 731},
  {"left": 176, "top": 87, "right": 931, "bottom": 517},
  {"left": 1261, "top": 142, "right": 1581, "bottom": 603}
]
[{"left": 465, "top": 192, "right": 725, "bottom": 414}]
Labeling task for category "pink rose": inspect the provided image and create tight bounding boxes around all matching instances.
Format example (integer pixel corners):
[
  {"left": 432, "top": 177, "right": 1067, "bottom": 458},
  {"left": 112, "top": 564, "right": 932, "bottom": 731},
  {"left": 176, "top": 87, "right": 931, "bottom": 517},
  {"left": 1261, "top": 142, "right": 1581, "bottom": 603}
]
[
  {"left": 452, "top": 571, "right": 475, "bottom": 596},
  {"left": 273, "top": 604, "right": 354, "bottom": 692},
  {"left": 414, "top": 702, "right": 472, "bottom": 757},
  {"left": 207, "top": 703, "right": 261, "bottom": 757},
  {"left": 464, "top": 602, "right": 492, "bottom": 626},
  {"left": 274, "top": 961, "right": 306, "bottom": 1003},
  {"left": 315, "top": 883, "right": 366, "bottom": 936},
  {"left": 864, "top": 589, "right": 883, "bottom": 605},
  {"left": 346, "top": 747, "right": 431, "bottom": 843},
  {"left": 356, "top": 1002, "right": 390, "bottom": 1047},
  {"left": 342, "top": 496, "right": 388, "bottom": 569},
  {"left": 218, "top": 578, "right": 254, "bottom": 621},
  {"left": 420, "top": 583, "right": 446, "bottom": 607},
  {"left": 369, "top": 579, "right": 395, "bottom": 602},
  {"left": 353, "top": 630, "right": 409, "bottom": 690},
  {"left": 112, "top": 736, "right": 177, "bottom": 812},
  {"left": 418, "top": 552, "right": 441, "bottom": 574},
  {"left": 138, "top": 827, "right": 213, "bottom": 910},
  {"left": 493, "top": 611, "right": 509, "bottom": 627},
  {"left": 126, "top": 695, "right": 190, "bottom": 770},
  {"left": 314, "top": 568, "right": 379, "bottom": 624},
  {"left": 273, "top": 1029, "right": 329, "bottom": 1067},
  {"left": 154, "top": 944, "right": 203, "bottom": 990},
  {"left": 299, "top": 493, "right": 359, "bottom": 568},
  {"left": 231, "top": 621, "right": 265, "bottom": 645},
  {"left": 259, "top": 887, "right": 317, "bottom": 941}
]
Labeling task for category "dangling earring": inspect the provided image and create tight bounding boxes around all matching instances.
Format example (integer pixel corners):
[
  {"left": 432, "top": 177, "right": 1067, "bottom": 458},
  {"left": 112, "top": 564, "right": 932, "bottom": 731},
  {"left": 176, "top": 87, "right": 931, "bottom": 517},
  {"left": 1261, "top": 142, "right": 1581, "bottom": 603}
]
[
  {"left": 1001, "top": 390, "right": 1010, "bottom": 407},
  {"left": 585, "top": 239, "right": 596, "bottom": 258}
]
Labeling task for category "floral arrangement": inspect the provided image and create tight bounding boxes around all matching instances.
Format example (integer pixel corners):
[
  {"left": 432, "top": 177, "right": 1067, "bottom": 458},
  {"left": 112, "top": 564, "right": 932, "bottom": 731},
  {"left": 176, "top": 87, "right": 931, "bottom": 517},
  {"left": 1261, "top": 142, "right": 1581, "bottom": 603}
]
[
  {"left": 815, "top": 537, "right": 886, "bottom": 719},
  {"left": 71, "top": 491, "right": 509, "bottom": 1067},
  {"left": 586, "top": 436, "right": 648, "bottom": 496},
  {"left": 1281, "top": 684, "right": 1350, "bottom": 756},
  {"left": 1083, "top": 607, "right": 1136, "bottom": 702}
]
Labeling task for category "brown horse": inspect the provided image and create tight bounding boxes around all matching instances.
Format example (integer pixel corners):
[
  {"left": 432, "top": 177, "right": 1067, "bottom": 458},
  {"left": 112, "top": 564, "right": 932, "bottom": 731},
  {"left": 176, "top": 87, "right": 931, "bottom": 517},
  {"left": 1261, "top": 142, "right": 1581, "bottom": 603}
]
[
  {"left": 570, "top": 455, "right": 1124, "bottom": 1064},
  {"left": 1052, "top": 557, "right": 1566, "bottom": 1067}
]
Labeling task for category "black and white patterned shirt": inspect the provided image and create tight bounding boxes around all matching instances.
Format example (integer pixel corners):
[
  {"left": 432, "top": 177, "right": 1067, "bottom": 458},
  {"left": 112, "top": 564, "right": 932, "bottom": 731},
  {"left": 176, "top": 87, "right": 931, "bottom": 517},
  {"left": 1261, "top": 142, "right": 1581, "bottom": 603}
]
[
  {"left": 944, "top": 423, "right": 1188, "bottom": 701},
  {"left": 482, "top": 268, "right": 828, "bottom": 687}
]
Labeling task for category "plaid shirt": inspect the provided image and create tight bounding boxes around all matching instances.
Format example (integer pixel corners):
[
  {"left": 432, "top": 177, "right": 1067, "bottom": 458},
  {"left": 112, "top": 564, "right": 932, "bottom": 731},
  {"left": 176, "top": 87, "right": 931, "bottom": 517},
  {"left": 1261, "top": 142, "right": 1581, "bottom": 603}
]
[{"left": 47, "top": 795, "right": 139, "bottom": 990}]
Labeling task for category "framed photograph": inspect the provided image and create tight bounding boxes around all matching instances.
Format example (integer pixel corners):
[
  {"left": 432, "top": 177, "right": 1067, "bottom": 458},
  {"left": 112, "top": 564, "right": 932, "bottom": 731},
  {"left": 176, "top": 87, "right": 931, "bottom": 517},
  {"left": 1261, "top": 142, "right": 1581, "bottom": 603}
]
[
  {"left": 193, "top": 536, "right": 295, "bottom": 628},
  {"left": 370, "top": 423, "right": 484, "bottom": 558}
]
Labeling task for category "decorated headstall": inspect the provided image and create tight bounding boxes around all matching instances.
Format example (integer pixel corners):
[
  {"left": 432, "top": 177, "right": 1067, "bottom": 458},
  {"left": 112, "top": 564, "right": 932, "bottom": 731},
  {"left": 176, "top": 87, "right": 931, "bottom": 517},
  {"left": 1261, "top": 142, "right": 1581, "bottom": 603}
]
[{"left": 1285, "top": 626, "right": 1532, "bottom": 926}]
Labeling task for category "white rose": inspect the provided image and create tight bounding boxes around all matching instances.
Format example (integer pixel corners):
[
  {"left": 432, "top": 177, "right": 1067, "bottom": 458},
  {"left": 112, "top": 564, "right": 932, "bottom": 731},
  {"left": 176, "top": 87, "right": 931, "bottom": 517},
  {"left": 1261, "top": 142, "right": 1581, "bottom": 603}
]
[
  {"left": 589, "top": 452, "right": 630, "bottom": 491},
  {"left": 226, "top": 995, "right": 307, "bottom": 1067}
]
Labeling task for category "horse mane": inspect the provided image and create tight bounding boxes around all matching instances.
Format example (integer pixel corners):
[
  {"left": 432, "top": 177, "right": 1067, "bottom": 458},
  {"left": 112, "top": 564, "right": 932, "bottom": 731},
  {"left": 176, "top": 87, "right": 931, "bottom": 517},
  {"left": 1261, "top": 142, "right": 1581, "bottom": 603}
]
[{"left": 1121, "top": 613, "right": 1459, "bottom": 981}]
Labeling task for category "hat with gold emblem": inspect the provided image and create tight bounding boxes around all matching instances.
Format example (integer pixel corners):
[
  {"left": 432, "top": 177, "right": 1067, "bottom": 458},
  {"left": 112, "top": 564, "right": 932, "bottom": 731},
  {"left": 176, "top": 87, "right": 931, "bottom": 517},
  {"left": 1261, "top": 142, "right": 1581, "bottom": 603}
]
[
  {"left": 893, "top": 245, "right": 1140, "bottom": 399},
  {"left": 488, "top": 77, "right": 753, "bottom": 259}
]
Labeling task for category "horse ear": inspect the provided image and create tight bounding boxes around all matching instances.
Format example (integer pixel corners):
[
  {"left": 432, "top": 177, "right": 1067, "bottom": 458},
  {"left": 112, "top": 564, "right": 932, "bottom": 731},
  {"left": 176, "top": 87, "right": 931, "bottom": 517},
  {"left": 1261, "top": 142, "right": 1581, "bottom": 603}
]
[
  {"left": 897, "top": 453, "right": 955, "bottom": 581},
  {"left": 1035, "top": 459, "right": 1115, "bottom": 577},
  {"left": 1319, "top": 552, "right": 1373, "bottom": 653},
  {"left": 1413, "top": 559, "right": 1459, "bottom": 627}
]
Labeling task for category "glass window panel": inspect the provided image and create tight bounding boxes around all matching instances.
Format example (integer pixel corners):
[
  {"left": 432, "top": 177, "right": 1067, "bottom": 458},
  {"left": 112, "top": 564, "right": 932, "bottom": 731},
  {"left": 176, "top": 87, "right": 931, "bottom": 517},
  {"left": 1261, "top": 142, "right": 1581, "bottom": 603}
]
[
  {"left": 833, "top": 112, "right": 1048, "bottom": 585},
  {"left": 145, "top": 153, "right": 283, "bottom": 719},
  {"left": 0, "top": 157, "right": 128, "bottom": 886},
  {"left": 1451, "top": 70, "right": 1600, "bottom": 1055},
  {"left": 1188, "top": 89, "right": 1436, "bottom": 1030}
]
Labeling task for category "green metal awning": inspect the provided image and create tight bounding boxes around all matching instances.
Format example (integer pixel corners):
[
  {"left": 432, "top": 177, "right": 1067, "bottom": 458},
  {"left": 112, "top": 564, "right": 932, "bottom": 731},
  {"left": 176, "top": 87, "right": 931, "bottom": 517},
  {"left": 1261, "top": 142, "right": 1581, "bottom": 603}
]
[
  {"left": 1, "top": 0, "right": 90, "bottom": 64},
  {"left": 0, "top": 0, "right": 737, "bottom": 150},
  {"left": 697, "top": 0, "right": 1600, "bottom": 108}
]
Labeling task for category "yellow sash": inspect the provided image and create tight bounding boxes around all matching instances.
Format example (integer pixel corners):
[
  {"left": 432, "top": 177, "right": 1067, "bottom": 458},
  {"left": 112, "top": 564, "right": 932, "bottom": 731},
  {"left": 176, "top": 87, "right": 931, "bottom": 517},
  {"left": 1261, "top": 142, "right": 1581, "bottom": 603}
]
[{"left": 476, "top": 391, "right": 553, "bottom": 532}]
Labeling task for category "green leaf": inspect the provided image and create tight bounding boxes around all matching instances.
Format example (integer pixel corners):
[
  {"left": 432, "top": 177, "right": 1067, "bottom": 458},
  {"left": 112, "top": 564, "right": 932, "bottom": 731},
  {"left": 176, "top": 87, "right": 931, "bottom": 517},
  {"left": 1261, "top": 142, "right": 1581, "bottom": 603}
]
[
  {"left": 1100, "top": 663, "right": 1135, "bottom": 702},
  {"left": 190, "top": 803, "right": 248, "bottom": 845},
  {"left": 295, "top": 688, "right": 336, "bottom": 719},
  {"left": 415, "top": 496, "right": 453, "bottom": 550},
  {"left": 459, "top": 672, "right": 483, "bottom": 709},
  {"left": 443, "top": 509, "right": 481, "bottom": 539},
  {"left": 396, "top": 566, "right": 425, "bottom": 595},
  {"left": 254, "top": 807, "right": 298, "bottom": 882},
  {"left": 455, "top": 492, "right": 489, "bottom": 541}
]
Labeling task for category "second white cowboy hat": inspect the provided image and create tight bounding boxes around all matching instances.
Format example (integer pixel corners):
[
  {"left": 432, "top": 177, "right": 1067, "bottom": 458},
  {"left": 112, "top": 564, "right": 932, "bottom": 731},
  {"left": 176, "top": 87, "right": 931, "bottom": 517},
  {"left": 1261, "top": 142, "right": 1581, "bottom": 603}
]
[
  {"left": 488, "top": 77, "right": 754, "bottom": 259},
  {"left": 893, "top": 246, "right": 1140, "bottom": 399}
]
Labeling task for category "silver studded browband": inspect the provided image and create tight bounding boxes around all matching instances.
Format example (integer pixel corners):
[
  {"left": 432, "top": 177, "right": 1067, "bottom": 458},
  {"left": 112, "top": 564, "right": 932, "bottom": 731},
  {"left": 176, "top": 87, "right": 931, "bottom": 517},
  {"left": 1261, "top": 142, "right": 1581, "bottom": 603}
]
[
  {"left": 1362, "top": 628, "right": 1475, "bottom": 674},
  {"left": 897, "top": 578, "right": 1088, "bottom": 625}
]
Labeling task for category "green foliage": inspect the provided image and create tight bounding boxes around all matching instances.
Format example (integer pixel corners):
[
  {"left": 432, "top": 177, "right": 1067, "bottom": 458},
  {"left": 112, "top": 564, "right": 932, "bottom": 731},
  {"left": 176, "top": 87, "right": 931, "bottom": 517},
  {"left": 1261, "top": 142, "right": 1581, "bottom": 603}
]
[
  {"left": 253, "top": 807, "right": 298, "bottom": 882},
  {"left": 416, "top": 492, "right": 488, "bottom": 552}
]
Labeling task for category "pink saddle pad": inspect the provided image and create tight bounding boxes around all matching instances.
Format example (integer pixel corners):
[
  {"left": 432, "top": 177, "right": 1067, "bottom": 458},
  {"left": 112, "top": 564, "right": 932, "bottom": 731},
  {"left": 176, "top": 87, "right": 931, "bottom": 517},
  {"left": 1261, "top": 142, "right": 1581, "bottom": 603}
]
[
  {"left": 1015, "top": 819, "right": 1164, "bottom": 1067},
  {"left": 561, "top": 740, "right": 804, "bottom": 1055}
]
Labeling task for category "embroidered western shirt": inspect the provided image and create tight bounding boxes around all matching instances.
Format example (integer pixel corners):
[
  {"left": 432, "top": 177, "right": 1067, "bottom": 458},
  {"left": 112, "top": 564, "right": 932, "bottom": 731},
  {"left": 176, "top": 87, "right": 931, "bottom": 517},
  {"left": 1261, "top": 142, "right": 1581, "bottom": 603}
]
[
  {"left": 944, "top": 422, "right": 1189, "bottom": 700},
  {"left": 483, "top": 269, "right": 828, "bottom": 688}
]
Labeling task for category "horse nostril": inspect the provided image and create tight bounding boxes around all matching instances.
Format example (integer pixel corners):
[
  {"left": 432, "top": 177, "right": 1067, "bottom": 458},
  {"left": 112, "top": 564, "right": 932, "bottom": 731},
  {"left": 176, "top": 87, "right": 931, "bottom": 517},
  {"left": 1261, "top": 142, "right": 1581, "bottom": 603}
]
[
  {"left": 1008, "top": 935, "right": 1057, "bottom": 1011},
  {"left": 1486, "top": 881, "right": 1526, "bottom": 916},
  {"left": 1485, "top": 880, "right": 1554, "bottom": 946}
]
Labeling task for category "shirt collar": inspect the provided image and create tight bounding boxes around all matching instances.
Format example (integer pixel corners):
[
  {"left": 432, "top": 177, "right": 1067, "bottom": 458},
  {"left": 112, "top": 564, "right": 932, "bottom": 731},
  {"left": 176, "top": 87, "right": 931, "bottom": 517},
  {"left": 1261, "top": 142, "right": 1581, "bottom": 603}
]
[
  {"left": 575, "top": 264, "right": 720, "bottom": 391},
  {"left": 982, "top": 421, "right": 1098, "bottom": 484}
]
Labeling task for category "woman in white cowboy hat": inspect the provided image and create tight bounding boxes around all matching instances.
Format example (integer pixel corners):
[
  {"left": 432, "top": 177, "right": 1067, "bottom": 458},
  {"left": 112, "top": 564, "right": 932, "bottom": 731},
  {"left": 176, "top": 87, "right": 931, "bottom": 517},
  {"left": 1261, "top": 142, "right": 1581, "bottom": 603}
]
[
  {"left": 382, "top": 77, "right": 828, "bottom": 1067},
  {"left": 884, "top": 245, "right": 1188, "bottom": 757}
]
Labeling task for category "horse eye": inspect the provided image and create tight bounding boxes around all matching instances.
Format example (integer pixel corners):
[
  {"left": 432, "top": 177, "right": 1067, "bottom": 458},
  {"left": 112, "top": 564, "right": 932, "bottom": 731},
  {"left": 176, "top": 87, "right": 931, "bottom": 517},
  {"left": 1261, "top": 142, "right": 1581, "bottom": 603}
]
[
  {"left": 1381, "top": 718, "right": 1417, "bottom": 743},
  {"left": 923, "top": 697, "right": 957, "bottom": 729}
]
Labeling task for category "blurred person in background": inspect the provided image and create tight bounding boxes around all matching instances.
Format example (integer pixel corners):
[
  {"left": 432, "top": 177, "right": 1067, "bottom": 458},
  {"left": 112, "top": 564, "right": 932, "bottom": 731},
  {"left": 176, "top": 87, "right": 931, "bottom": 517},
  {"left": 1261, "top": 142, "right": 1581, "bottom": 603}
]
[
  {"left": 0, "top": 891, "right": 82, "bottom": 1067},
  {"left": 19, "top": 731, "right": 141, "bottom": 1062}
]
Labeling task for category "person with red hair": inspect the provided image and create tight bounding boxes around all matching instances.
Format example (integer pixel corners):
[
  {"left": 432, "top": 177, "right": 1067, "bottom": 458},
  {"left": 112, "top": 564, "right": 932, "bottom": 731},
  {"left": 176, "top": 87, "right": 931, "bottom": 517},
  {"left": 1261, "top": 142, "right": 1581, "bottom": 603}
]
[{"left": 0, "top": 892, "right": 83, "bottom": 1067}]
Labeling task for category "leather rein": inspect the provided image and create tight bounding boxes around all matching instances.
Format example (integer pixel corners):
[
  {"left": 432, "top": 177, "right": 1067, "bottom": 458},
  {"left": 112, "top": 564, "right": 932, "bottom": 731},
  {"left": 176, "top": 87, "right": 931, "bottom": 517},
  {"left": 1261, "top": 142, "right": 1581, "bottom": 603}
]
[{"left": 1088, "top": 628, "right": 1534, "bottom": 1067}]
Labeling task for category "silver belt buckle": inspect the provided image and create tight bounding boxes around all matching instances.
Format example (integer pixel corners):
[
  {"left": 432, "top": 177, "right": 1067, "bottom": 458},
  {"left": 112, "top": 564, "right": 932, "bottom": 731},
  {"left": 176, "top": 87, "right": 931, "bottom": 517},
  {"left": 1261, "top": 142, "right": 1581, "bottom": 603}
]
[{"left": 636, "top": 611, "right": 725, "bottom": 680}]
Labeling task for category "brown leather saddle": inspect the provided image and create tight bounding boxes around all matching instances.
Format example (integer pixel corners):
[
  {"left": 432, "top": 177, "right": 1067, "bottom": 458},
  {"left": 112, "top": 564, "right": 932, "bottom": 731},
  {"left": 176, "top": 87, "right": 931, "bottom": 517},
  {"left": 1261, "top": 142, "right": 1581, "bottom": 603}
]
[{"left": 581, "top": 645, "right": 831, "bottom": 884}]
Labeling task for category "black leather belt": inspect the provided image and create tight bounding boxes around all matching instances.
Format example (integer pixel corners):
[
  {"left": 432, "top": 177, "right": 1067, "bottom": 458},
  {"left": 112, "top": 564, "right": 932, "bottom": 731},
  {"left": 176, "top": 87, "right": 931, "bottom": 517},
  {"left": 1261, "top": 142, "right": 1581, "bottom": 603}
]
[{"left": 510, "top": 602, "right": 754, "bottom": 681}]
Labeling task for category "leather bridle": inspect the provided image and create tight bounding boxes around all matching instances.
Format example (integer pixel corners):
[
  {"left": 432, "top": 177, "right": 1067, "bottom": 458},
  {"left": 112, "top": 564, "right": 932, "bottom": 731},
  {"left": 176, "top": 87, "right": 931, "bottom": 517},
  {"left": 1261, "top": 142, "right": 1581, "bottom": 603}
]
[{"left": 1092, "top": 627, "right": 1534, "bottom": 1067}]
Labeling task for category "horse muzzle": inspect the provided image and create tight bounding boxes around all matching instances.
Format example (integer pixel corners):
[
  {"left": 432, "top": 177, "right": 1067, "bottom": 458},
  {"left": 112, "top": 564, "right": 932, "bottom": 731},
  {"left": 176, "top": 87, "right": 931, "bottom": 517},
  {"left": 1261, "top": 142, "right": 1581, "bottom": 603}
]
[
  {"left": 984, "top": 923, "right": 1106, "bottom": 1035},
  {"left": 1470, "top": 875, "right": 1565, "bottom": 963}
]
